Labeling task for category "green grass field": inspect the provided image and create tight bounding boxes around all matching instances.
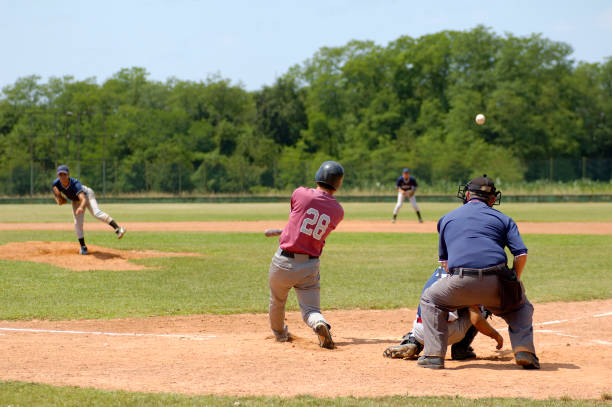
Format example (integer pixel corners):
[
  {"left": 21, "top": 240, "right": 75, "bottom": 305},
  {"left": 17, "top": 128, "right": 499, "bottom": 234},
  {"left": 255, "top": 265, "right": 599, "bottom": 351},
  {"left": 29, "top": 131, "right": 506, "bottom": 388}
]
[
  {"left": 2, "top": 202, "right": 612, "bottom": 222},
  {"left": 0, "top": 202, "right": 610, "bottom": 405}
]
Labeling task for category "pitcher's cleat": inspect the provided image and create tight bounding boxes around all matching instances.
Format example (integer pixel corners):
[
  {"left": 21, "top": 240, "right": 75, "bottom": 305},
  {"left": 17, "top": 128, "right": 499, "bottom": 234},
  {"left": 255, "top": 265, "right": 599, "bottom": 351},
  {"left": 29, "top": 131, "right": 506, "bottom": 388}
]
[{"left": 116, "top": 226, "right": 126, "bottom": 239}]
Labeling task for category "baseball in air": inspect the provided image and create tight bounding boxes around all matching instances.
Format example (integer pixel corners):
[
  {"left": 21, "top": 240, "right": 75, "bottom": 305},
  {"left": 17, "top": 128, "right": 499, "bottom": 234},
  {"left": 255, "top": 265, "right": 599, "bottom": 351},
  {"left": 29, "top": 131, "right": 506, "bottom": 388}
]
[{"left": 475, "top": 114, "right": 486, "bottom": 125}]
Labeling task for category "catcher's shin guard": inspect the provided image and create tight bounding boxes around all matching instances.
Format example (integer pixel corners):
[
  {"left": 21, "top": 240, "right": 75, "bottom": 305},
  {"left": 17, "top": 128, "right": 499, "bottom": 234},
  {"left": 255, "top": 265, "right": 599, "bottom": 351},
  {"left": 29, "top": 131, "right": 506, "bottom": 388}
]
[{"left": 451, "top": 325, "right": 478, "bottom": 360}]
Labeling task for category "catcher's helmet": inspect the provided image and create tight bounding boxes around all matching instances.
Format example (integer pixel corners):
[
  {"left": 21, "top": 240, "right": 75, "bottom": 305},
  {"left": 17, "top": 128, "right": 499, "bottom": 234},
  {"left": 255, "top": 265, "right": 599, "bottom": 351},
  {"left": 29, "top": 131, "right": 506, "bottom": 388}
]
[
  {"left": 457, "top": 174, "right": 502, "bottom": 205},
  {"left": 315, "top": 161, "right": 344, "bottom": 191}
]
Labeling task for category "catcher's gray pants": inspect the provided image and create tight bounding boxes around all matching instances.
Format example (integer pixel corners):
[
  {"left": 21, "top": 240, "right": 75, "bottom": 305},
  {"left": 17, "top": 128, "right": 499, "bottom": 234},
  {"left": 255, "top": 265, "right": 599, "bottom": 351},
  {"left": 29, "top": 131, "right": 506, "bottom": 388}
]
[
  {"left": 412, "top": 308, "right": 472, "bottom": 346},
  {"left": 420, "top": 273, "right": 535, "bottom": 358},
  {"left": 268, "top": 248, "right": 328, "bottom": 340},
  {"left": 393, "top": 190, "right": 419, "bottom": 215},
  {"left": 72, "top": 186, "right": 113, "bottom": 239}
]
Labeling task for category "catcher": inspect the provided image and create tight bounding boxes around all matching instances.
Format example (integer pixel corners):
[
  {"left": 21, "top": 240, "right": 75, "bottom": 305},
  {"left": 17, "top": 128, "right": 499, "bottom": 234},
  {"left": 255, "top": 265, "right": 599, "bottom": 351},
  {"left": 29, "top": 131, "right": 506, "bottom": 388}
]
[
  {"left": 384, "top": 266, "right": 503, "bottom": 360},
  {"left": 52, "top": 165, "right": 126, "bottom": 255}
]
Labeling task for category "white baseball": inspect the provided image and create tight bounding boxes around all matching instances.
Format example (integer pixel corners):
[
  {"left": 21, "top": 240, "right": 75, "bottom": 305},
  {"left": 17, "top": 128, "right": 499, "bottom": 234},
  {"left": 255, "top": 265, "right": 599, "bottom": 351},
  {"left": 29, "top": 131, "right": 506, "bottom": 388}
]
[{"left": 475, "top": 114, "right": 486, "bottom": 125}]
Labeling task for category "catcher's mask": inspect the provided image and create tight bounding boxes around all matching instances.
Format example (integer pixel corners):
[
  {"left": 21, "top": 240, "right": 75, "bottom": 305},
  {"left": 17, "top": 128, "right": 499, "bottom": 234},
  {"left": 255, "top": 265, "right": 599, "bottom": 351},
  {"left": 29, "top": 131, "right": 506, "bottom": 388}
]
[{"left": 457, "top": 174, "right": 502, "bottom": 205}]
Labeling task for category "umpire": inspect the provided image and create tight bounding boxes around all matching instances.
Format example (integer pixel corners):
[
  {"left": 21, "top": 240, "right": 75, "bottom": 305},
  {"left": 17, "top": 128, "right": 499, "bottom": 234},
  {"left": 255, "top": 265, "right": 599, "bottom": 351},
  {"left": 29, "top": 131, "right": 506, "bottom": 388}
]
[{"left": 418, "top": 175, "right": 539, "bottom": 370}]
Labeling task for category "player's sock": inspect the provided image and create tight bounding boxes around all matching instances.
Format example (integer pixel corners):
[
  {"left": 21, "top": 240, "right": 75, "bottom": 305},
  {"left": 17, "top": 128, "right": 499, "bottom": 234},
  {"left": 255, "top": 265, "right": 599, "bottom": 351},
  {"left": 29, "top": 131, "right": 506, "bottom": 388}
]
[
  {"left": 78, "top": 237, "right": 86, "bottom": 247},
  {"left": 417, "top": 211, "right": 423, "bottom": 221},
  {"left": 109, "top": 220, "right": 119, "bottom": 230}
]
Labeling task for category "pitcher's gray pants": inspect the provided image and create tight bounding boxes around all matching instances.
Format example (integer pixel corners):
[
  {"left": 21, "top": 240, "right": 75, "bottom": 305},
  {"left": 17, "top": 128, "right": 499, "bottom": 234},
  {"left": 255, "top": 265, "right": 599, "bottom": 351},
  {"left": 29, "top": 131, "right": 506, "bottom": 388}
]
[
  {"left": 420, "top": 273, "right": 535, "bottom": 358},
  {"left": 268, "top": 248, "right": 328, "bottom": 340},
  {"left": 72, "top": 186, "right": 113, "bottom": 239}
]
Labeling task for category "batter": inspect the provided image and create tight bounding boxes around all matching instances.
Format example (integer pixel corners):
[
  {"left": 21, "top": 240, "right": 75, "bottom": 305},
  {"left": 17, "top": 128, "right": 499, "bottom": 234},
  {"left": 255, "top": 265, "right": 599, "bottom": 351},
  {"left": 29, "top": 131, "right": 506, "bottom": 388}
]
[{"left": 268, "top": 161, "right": 344, "bottom": 349}]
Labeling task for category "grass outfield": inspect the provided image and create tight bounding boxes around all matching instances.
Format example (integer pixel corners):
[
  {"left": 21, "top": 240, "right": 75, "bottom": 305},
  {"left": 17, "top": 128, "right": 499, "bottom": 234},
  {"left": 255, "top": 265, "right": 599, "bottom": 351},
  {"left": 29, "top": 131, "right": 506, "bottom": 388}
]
[
  {"left": 0, "top": 230, "right": 609, "bottom": 320},
  {"left": 1, "top": 202, "right": 612, "bottom": 222},
  {"left": 1, "top": 202, "right": 611, "bottom": 405},
  {"left": 1, "top": 381, "right": 610, "bottom": 407}
]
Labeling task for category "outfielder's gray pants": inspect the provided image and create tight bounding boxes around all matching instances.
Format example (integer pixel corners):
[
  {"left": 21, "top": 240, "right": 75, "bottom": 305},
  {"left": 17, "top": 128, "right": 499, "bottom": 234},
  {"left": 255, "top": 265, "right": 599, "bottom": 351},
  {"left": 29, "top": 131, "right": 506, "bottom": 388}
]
[
  {"left": 420, "top": 273, "right": 535, "bottom": 358},
  {"left": 268, "top": 248, "right": 328, "bottom": 340}
]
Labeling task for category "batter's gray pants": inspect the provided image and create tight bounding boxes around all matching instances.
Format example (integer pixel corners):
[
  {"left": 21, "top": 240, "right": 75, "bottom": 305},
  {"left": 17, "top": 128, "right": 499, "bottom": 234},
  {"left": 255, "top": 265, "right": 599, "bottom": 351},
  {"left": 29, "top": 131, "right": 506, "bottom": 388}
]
[
  {"left": 420, "top": 273, "right": 535, "bottom": 358},
  {"left": 268, "top": 248, "right": 328, "bottom": 340},
  {"left": 72, "top": 186, "right": 113, "bottom": 239}
]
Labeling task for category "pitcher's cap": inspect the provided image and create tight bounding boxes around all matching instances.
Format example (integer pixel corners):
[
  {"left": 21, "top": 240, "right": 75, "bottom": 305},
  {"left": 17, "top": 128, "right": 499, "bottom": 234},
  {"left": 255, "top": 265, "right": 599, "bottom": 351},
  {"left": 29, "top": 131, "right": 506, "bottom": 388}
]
[{"left": 56, "top": 165, "right": 69, "bottom": 175}]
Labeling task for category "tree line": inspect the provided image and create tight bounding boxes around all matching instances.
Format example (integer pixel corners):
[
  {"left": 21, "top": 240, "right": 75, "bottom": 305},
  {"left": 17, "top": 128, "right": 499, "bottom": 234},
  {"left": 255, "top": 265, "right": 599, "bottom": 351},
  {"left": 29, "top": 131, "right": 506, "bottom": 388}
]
[{"left": 1, "top": 26, "right": 610, "bottom": 195}]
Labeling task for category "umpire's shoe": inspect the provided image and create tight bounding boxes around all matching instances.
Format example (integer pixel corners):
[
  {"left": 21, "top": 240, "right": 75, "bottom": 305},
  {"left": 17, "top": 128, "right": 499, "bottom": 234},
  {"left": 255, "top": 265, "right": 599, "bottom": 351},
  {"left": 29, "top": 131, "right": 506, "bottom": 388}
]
[
  {"left": 314, "top": 321, "right": 335, "bottom": 349},
  {"left": 417, "top": 355, "right": 444, "bottom": 369},
  {"left": 515, "top": 351, "right": 540, "bottom": 369}
]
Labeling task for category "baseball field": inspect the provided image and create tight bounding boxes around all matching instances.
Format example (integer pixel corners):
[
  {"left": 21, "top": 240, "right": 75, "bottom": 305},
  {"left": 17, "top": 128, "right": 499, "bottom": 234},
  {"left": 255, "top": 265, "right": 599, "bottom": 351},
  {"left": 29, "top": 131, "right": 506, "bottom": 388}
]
[{"left": 0, "top": 202, "right": 611, "bottom": 406}]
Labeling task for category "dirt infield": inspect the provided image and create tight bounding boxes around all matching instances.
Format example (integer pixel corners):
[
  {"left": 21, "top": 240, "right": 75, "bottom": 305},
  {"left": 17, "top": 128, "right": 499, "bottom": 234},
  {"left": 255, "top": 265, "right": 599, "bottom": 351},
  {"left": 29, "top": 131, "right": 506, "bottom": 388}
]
[
  {"left": 0, "top": 301, "right": 610, "bottom": 399},
  {"left": 0, "top": 241, "right": 200, "bottom": 271},
  {"left": 1, "top": 220, "right": 612, "bottom": 234},
  {"left": 0, "top": 223, "right": 610, "bottom": 399}
]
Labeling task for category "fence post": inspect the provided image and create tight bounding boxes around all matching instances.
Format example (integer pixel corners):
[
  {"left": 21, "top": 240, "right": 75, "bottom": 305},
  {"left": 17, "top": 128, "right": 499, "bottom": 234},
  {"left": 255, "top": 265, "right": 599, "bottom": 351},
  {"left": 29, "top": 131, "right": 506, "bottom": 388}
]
[
  {"left": 549, "top": 157, "right": 554, "bottom": 182},
  {"left": 29, "top": 115, "right": 34, "bottom": 197}
]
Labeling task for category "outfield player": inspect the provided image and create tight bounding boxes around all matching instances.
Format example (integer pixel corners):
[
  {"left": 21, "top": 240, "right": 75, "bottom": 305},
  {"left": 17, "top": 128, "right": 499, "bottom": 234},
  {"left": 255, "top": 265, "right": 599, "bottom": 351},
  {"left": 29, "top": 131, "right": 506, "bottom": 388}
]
[
  {"left": 392, "top": 168, "right": 423, "bottom": 223},
  {"left": 383, "top": 266, "right": 503, "bottom": 360},
  {"left": 52, "top": 165, "right": 126, "bottom": 255},
  {"left": 268, "top": 161, "right": 344, "bottom": 349}
]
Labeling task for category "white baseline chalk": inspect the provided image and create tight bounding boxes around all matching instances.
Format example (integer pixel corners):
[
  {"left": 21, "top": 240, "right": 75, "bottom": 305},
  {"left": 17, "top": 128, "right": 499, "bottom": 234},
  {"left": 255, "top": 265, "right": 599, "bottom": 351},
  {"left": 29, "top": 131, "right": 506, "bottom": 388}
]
[{"left": 0, "top": 327, "right": 215, "bottom": 341}]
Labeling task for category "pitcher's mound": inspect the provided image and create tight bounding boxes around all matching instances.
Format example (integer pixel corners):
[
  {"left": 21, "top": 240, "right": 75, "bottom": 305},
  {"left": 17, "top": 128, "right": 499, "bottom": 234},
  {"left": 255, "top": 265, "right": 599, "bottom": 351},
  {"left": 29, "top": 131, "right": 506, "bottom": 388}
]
[{"left": 0, "top": 241, "right": 200, "bottom": 271}]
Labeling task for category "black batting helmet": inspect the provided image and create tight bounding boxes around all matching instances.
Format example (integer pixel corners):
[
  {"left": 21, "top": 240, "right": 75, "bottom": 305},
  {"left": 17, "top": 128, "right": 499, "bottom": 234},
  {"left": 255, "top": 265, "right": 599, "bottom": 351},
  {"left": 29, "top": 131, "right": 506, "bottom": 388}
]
[
  {"left": 315, "top": 161, "right": 344, "bottom": 191},
  {"left": 457, "top": 174, "right": 502, "bottom": 205}
]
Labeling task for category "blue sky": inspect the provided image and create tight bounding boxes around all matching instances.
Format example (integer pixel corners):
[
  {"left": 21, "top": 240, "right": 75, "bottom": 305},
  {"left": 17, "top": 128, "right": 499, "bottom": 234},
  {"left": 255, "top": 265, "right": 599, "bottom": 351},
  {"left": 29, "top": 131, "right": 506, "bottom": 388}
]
[{"left": 2, "top": 0, "right": 611, "bottom": 91}]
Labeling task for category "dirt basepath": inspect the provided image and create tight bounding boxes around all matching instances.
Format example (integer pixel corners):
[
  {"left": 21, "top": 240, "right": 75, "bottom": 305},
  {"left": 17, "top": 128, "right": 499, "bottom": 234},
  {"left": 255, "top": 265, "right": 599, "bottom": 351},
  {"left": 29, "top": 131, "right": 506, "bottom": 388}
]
[
  {"left": 0, "top": 300, "right": 610, "bottom": 399},
  {"left": 1, "top": 220, "right": 612, "bottom": 234}
]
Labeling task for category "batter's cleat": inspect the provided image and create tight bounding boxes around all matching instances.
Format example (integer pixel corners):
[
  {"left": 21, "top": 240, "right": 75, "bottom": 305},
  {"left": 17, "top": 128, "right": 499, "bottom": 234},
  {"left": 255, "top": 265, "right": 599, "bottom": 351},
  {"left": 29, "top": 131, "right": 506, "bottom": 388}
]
[
  {"left": 79, "top": 246, "right": 88, "bottom": 255},
  {"left": 115, "top": 226, "right": 126, "bottom": 239},
  {"left": 391, "top": 214, "right": 397, "bottom": 223},
  {"left": 276, "top": 332, "right": 292, "bottom": 342},
  {"left": 417, "top": 355, "right": 444, "bottom": 369},
  {"left": 314, "top": 321, "right": 335, "bottom": 349},
  {"left": 383, "top": 343, "right": 419, "bottom": 359},
  {"left": 275, "top": 326, "right": 291, "bottom": 343},
  {"left": 515, "top": 351, "right": 540, "bottom": 369}
]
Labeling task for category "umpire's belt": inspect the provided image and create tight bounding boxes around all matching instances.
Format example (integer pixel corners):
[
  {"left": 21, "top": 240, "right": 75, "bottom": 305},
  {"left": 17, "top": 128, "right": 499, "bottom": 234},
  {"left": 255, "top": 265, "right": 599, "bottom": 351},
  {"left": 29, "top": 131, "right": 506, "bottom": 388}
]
[
  {"left": 449, "top": 263, "right": 508, "bottom": 278},
  {"left": 280, "top": 249, "right": 318, "bottom": 260}
]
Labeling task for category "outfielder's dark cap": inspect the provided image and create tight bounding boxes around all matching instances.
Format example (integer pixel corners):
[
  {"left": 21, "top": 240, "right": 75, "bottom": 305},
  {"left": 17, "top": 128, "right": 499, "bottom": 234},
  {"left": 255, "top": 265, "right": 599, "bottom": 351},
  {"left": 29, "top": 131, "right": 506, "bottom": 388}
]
[
  {"left": 467, "top": 174, "right": 495, "bottom": 194},
  {"left": 56, "top": 165, "right": 70, "bottom": 175},
  {"left": 402, "top": 168, "right": 411, "bottom": 173}
]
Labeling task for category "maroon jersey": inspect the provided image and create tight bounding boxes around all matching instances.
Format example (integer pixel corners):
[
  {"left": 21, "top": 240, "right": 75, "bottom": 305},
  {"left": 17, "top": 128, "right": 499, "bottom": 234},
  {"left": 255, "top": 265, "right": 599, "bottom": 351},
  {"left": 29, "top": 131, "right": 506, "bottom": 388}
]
[{"left": 279, "top": 187, "right": 344, "bottom": 257}]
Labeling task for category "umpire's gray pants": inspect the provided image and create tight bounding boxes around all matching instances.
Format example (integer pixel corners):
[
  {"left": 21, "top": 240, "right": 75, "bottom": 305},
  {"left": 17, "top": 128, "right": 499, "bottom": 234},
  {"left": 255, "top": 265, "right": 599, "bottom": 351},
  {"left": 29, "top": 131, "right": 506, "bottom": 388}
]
[
  {"left": 420, "top": 273, "right": 535, "bottom": 358},
  {"left": 268, "top": 248, "right": 328, "bottom": 340}
]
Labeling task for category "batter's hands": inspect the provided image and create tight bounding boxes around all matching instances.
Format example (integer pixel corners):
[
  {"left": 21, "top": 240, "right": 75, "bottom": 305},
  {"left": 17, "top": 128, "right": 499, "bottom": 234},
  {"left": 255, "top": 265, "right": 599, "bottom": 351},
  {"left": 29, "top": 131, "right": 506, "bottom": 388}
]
[{"left": 264, "top": 228, "right": 283, "bottom": 237}]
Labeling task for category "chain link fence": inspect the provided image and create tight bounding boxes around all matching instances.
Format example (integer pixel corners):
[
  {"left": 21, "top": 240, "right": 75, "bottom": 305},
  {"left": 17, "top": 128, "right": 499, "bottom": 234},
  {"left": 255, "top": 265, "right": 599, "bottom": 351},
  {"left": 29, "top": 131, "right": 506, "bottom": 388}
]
[{"left": 1, "top": 157, "right": 611, "bottom": 197}]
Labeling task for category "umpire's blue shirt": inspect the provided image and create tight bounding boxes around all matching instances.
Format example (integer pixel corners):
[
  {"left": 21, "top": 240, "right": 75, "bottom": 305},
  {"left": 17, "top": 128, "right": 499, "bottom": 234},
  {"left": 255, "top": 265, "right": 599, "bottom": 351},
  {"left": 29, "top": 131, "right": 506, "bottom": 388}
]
[{"left": 437, "top": 199, "right": 527, "bottom": 270}]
